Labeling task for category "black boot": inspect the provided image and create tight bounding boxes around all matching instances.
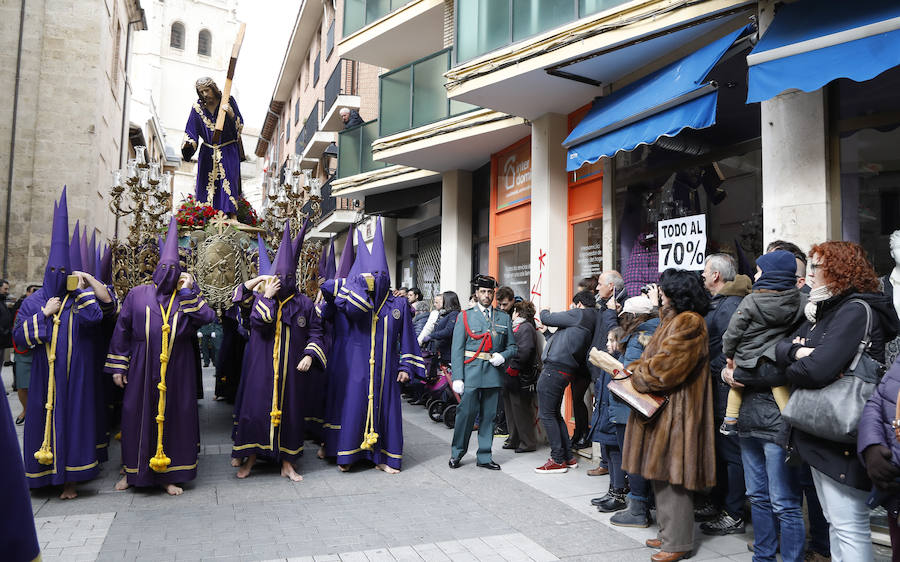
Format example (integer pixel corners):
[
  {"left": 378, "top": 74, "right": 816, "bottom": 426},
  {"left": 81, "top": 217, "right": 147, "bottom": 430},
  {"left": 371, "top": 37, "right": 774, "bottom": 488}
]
[
  {"left": 595, "top": 487, "right": 627, "bottom": 513},
  {"left": 610, "top": 496, "right": 651, "bottom": 527}
]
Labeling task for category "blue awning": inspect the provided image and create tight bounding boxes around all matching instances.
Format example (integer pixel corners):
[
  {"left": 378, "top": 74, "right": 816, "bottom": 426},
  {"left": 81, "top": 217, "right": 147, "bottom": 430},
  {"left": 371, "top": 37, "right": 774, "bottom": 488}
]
[
  {"left": 746, "top": 0, "right": 900, "bottom": 103},
  {"left": 564, "top": 26, "right": 748, "bottom": 172}
]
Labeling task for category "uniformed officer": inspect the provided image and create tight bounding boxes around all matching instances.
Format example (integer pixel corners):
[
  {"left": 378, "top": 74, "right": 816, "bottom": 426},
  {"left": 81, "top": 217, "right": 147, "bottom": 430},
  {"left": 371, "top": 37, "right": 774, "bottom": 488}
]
[{"left": 449, "top": 275, "right": 517, "bottom": 469}]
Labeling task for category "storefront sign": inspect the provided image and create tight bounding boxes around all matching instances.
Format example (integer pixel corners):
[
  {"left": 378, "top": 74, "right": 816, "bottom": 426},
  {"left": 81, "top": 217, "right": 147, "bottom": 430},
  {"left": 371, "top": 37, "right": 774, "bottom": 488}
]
[
  {"left": 496, "top": 142, "right": 531, "bottom": 209},
  {"left": 657, "top": 214, "right": 706, "bottom": 272}
]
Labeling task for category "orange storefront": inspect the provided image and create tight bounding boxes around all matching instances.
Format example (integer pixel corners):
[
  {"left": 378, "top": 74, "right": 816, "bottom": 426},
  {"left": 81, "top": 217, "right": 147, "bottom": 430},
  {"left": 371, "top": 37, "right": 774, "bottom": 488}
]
[{"left": 488, "top": 105, "right": 604, "bottom": 304}]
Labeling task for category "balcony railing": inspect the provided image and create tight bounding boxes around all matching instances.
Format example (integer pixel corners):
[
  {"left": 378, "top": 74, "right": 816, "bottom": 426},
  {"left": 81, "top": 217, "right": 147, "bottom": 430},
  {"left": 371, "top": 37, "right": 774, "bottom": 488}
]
[
  {"left": 296, "top": 102, "right": 321, "bottom": 155},
  {"left": 378, "top": 48, "right": 478, "bottom": 138},
  {"left": 338, "top": 120, "right": 387, "bottom": 178},
  {"left": 455, "top": 0, "right": 631, "bottom": 63},
  {"left": 317, "top": 179, "right": 359, "bottom": 219},
  {"left": 325, "top": 60, "right": 358, "bottom": 115},
  {"left": 343, "top": 0, "right": 409, "bottom": 37}
]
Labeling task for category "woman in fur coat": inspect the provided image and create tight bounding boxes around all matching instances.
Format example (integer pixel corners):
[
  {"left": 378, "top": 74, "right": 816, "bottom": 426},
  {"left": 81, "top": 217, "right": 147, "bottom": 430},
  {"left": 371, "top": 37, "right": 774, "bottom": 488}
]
[{"left": 622, "top": 269, "right": 713, "bottom": 562}]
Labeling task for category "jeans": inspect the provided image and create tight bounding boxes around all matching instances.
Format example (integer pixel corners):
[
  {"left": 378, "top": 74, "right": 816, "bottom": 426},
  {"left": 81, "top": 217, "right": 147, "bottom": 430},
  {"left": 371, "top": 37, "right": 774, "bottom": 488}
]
[
  {"left": 740, "top": 437, "right": 805, "bottom": 562},
  {"left": 798, "top": 463, "right": 830, "bottom": 556},
  {"left": 537, "top": 367, "right": 572, "bottom": 464},
  {"left": 810, "top": 467, "right": 873, "bottom": 562},
  {"left": 713, "top": 427, "right": 746, "bottom": 518},
  {"left": 601, "top": 443, "right": 625, "bottom": 488},
  {"left": 616, "top": 424, "right": 649, "bottom": 501},
  {"left": 568, "top": 374, "right": 590, "bottom": 442}
]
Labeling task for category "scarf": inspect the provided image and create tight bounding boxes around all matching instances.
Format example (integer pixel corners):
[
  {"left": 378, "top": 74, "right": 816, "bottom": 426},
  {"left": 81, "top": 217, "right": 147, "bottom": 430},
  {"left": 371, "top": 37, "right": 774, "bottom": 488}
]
[
  {"left": 512, "top": 316, "right": 526, "bottom": 328},
  {"left": 804, "top": 285, "right": 833, "bottom": 324}
]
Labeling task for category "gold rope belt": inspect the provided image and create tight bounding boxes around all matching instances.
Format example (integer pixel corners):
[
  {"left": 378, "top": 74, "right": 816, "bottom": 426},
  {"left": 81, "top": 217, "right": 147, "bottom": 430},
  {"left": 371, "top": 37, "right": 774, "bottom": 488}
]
[
  {"left": 200, "top": 139, "right": 238, "bottom": 150},
  {"left": 464, "top": 351, "right": 492, "bottom": 361}
]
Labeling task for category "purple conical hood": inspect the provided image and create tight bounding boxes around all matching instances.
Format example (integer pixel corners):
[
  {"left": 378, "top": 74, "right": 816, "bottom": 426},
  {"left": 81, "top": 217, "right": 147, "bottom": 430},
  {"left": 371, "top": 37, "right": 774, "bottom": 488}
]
[
  {"left": 336, "top": 226, "right": 356, "bottom": 279},
  {"left": 347, "top": 228, "right": 370, "bottom": 278},
  {"left": 99, "top": 245, "right": 113, "bottom": 285},
  {"left": 69, "top": 221, "right": 83, "bottom": 272},
  {"left": 88, "top": 231, "right": 97, "bottom": 277},
  {"left": 371, "top": 217, "right": 390, "bottom": 283},
  {"left": 153, "top": 217, "right": 181, "bottom": 293},
  {"left": 272, "top": 222, "right": 296, "bottom": 298},
  {"left": 44, "top": 186, "right": 71, "bottom": 297},
  {"left": 79, "top": 226, "right": 92, "bottom": 277},
  {"left": 324, "top": 237, "right": 336, "bottom": 281},
  {"left": 291, "top": 218, "right": 310, "bottom": 264},
  {"left": 257, "top": 233, "right": 272, "bottom": 275}
]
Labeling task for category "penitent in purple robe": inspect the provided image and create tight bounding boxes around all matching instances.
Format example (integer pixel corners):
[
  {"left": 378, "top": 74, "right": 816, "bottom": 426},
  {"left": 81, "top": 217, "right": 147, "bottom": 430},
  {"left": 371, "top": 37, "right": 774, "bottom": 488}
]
[
  {"left": 104, "top": 284, "right": 215, "bottom": 486},
  {"left": 15, "top": 287, "right": 111, "bottom": 488},
  {"left": 320, "top": 275, "right": 425, "bottom": 470},
  {"left": 0, "top": 386, "right": 40, "bottom": 562},
  {"left": 230, "top": 285, "right": 326, "bottom": 462},
  {"left": 182, "top": 96, "right": 243, "bottom": 214}
]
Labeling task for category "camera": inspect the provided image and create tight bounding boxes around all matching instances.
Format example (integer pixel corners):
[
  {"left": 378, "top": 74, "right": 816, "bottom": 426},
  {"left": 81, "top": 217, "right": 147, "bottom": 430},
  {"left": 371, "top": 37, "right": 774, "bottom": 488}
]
[{"left": 640, "top": 284, "right": 654, "bottom": 295}]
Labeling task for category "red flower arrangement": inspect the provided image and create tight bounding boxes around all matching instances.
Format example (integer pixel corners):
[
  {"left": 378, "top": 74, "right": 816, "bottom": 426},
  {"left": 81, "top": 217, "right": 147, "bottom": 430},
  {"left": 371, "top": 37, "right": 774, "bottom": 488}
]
[{"left": 175, "top": 194, "right": 260, "bottom": 228}]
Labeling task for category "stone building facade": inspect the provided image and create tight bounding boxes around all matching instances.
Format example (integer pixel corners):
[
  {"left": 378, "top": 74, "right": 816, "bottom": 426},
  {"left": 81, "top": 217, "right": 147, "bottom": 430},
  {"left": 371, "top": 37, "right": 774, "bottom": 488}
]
[{"left": 0, "top": 0, "right": 145, "bottom": 289}]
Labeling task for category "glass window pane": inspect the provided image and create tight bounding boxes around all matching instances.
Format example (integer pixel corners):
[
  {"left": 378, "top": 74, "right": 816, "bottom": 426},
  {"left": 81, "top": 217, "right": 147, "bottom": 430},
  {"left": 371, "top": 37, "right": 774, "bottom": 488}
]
[
  {"left": 450, "top": 98, "right": 478, "bottom": 117},
  {"left": 513, "top": 0, "right": 574, "bottom": 42},
  {"left": 572, "top": 218, "right": 603, "bottom": 295},
  {"left": 366, "top": 0, "right": 391, "bottom": 25},
  {"left": 361, "top": 121, "right": 383, "bottom": 173},
  {"left": 497, "top": 241, "right": 531, "bottom": 299},
  {"left": 579, "top": 0, "right": 630, "bottom": 17},
  {"left": 343, "top": 0, "right": 366, "bottom": 35},
  {"left": 380, "top": 67, "right": 412, "bottom": 136},
  {"left": 413, "top": 53, "right": 449, "bottom": 128},
  {"left": 457, "top": 0, "right": 511, "bottom": 62},
  {"left": 338, "top": 128, "right": 361, "bottom": 178}
]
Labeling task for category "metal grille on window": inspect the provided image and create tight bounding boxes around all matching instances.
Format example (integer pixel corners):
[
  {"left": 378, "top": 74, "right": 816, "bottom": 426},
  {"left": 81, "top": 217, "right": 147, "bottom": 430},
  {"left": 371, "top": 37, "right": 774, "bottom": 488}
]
[{"left": 415, "top": 232, "right": 441, "bottom": 302}]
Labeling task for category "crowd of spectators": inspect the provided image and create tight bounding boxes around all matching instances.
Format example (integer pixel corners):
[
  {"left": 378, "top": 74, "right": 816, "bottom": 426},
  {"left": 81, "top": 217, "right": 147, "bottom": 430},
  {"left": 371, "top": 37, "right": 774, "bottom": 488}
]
[{"left": 398, "top": 236, "right": 900, "bottom": 561}]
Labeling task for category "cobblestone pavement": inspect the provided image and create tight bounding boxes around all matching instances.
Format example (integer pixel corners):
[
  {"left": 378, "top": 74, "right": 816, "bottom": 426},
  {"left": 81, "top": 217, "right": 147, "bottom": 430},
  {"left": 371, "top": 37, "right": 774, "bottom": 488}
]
[{"left": 4, "top": 365, "right": 892, "bottom": 561}]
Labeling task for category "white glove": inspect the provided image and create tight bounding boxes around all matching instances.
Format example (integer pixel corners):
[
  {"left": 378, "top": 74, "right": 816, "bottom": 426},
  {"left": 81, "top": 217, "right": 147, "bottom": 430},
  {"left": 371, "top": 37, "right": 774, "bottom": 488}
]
[
  {"left": 197, "top": 331, "right": 203, "bottom": 339},
  {"left": 452, "top": 380, "right": 464, "bottom": 394},
  {"left": 210, "top": 332, "right": 216, "bottom": 339},
  {"left": 489, "top": 352, "right": 505, "bottom": 367}
]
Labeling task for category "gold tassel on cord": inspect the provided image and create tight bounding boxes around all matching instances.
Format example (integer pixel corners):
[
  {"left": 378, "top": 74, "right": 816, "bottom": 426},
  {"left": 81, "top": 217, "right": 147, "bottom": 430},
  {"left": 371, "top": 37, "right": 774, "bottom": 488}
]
[
  {"left": 269, "top": 295, "right": 295, "bottom": 428},
  {"left": 34, "top": 294, "right": 70, "bottom": 465},
  {"left": 150, "top": 291, "right": 178, "bottom": 472}
]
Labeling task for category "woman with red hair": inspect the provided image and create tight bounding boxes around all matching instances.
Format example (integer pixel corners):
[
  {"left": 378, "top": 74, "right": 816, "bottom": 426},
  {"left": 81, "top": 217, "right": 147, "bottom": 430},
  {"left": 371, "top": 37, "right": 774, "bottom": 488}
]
[{"left": 776, "top": 241, "right": 899, "bottom": 560}]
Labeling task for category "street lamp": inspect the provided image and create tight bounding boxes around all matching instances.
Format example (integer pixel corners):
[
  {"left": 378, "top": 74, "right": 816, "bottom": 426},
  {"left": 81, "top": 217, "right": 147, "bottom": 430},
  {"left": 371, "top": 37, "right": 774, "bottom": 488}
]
[{"left": 323, "top": 142, "right": 338, "bottom": 179}]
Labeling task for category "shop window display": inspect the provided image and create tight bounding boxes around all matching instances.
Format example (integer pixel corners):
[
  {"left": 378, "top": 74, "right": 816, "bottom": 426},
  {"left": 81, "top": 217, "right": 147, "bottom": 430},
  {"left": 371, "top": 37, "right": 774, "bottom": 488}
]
[{"left": 497, "top": 241, "right": 531, "bottom": 299}]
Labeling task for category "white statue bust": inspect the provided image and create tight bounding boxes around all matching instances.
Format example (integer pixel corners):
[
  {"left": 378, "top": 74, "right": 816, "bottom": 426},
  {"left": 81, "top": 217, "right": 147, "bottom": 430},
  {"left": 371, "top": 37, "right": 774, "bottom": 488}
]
[{"left": 890, "top": 229, "right": 900, "bottom": 319}]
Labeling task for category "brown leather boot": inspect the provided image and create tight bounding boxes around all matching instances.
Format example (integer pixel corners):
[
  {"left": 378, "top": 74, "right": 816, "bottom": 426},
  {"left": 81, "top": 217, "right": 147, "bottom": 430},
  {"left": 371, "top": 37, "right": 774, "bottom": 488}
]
[{"left": 650, "top": 550, "right": 692, "bottom": 561}]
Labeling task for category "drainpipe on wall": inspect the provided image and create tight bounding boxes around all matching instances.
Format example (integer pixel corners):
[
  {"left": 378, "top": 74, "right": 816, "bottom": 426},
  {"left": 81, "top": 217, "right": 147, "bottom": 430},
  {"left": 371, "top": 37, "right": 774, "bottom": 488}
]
[{"left": 2, "top": 0, "right": 27, "bottom": 279}]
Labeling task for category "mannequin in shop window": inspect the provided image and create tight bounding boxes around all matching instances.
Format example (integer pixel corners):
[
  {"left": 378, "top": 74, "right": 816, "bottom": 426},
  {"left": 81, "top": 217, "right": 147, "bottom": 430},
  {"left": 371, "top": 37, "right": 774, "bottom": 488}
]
[{"left": 882, "top": 229, "right": 900, "bottom": 365}]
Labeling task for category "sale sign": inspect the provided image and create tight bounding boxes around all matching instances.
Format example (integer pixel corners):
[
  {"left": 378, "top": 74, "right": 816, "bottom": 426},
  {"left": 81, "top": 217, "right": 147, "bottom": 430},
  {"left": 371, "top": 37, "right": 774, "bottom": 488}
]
[{"left": 657, "top": 214, "right": 707, "bottom": 272}]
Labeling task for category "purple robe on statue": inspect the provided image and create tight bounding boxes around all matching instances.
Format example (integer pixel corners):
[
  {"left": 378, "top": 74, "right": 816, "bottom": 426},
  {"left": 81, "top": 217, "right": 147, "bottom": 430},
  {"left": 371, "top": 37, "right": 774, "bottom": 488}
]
[
  {"left": 14, "top": 287, "right": 106, "bottom": 488},
  {"left": 0, "top": 387, "right": 40, "bottom": 562},
  {"left": 231, "top": 283, "right": 326, "bottom": 462},
  {"left": 320, "top": 275, "right": 425, "bottom": 470},
  {"left": 104, "top": 284, "right": 215, "bottom": 486},
  {"left": 182, "top": 96, "right": 244, "bottom": 214}
]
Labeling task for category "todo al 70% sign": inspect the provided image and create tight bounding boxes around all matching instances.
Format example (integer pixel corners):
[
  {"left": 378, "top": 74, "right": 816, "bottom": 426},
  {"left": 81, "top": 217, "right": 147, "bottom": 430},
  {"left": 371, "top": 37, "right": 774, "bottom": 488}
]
[{"left": 657, "top": 214, "right": 706, "bottom": 272}]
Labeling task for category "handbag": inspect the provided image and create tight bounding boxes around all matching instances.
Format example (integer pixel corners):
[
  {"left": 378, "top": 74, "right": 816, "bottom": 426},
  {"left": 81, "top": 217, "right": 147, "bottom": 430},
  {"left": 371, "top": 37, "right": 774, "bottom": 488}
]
[
  {"left": 589, "top": 347, "right": 668, "bottom": 421},
  {"left": 782, "top": 299, "right": 886, "bottom": 444}
]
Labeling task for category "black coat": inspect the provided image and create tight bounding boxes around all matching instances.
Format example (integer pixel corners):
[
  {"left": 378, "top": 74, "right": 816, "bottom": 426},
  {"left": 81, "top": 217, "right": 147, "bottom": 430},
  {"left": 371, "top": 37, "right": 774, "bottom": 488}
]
[
  {"left": 586, "top": 303, "right": 618, "bottom": 381},
  {"left": 776, "top": 291, "right": 900, "bottom": 490},
  {"left": 507, "top": 320, "right": 539, "bottom": 391},
  {"left": 539, "top": 308, "right": 597, "bottom": 372},
  {"left": 429, "top": 310, "right": 459, "bottom": 364},
  {"left": 704, "top": 276, "right": 751, "bottom": 419}
]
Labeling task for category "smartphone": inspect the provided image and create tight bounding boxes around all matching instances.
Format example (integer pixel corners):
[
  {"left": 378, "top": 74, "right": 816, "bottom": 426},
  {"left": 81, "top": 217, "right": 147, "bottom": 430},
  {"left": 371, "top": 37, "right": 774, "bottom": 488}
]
[
  {"left": 66, "top": 275, "right": 79, "bottom": 292},
  {"left": 615, "top": 286, "right": 627, "bottom": 303}
]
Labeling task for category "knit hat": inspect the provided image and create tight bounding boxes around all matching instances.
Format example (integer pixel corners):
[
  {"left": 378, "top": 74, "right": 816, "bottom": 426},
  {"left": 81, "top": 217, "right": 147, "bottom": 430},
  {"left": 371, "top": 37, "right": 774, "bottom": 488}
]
[
  {"left": 756, "top": 250, "right": 796, "bottom": 275},
  {"left": 620, "top": 295, "right": 653, "bottom": 316}
]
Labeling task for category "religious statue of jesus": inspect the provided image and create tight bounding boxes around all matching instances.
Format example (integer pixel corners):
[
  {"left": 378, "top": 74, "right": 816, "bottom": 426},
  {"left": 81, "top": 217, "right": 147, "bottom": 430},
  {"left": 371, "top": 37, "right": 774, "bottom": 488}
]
[{"left": 182, "top": 77, "right": 245, "bottom": 215}]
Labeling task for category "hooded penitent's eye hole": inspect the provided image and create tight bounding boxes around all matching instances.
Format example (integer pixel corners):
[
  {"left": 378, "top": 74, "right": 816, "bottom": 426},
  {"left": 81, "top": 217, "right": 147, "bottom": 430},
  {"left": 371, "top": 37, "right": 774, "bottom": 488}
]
[
  {"left": 161, "top": 264, "right": 167, "bottom": 269},
  {"left": 49, "top": 267, "right": 56, "bottom": 272},
  {"left": 59, "top": 268, "right": 66, "bottom": 274}
]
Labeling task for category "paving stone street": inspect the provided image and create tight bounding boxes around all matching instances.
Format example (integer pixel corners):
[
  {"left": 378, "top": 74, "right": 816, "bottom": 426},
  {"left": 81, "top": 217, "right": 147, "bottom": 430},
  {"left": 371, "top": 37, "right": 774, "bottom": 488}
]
[{"left": 3, "top": 365, "right": 890, "bottom": 561}]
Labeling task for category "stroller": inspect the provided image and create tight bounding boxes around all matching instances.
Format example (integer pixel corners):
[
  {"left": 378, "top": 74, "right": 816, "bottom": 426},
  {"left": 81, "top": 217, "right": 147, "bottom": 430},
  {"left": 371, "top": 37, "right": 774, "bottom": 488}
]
[{"left": 425, "top": 363, "right": 462, "bottom": 428}]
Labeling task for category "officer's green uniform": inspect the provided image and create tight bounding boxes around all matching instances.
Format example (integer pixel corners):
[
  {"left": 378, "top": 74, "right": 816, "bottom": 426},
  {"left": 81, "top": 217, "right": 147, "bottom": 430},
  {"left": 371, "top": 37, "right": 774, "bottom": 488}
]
[{"left": 450, "top": 304, "right": 517, "bottom": 464}]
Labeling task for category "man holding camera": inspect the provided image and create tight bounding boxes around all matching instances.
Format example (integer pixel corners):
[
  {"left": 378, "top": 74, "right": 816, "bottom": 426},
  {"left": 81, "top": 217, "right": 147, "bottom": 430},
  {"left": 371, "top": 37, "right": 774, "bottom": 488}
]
[{"left": 449, "top": 275, "right": 517, "bottom": 470}]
